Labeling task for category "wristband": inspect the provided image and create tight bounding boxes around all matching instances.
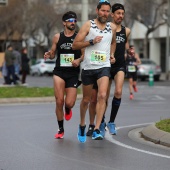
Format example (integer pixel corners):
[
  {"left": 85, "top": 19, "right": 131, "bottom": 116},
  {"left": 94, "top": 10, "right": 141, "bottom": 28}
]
[{"left": 89, "top": 39, "right": 94, "bottom": 45}]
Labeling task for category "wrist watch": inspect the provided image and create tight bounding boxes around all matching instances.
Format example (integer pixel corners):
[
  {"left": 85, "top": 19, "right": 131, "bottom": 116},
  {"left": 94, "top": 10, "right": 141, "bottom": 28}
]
[{"left": 89, "top": 39, "right": 94, "bottom": 45}]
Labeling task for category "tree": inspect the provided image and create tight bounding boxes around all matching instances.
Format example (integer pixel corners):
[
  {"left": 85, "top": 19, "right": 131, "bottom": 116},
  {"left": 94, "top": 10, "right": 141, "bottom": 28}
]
[
  {"left": 0, "top": 0, "right": 28, "bottom": 50},
  {"left": 125, "top": 0, "right": 167, "bottom": 58}
]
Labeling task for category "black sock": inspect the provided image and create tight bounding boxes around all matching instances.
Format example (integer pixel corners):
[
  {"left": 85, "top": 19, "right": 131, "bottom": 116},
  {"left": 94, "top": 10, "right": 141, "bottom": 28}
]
[
  {"left": 109, "top": 97, "right": 121, "bottom": 123},
  {"left": 130, "top": 92, "right": 133, "bottom": 95},
  {"left": 65, "top": 107, "right": 70, "bottom": 114},
  {"left": 58, "top": 120, "right": 64, "bottom": 131},
  {"left": 101, "top": 115, "right": 105, "bottom": 123},
  {"left": 80, "top": 125, "right": 86, "bottom": 136}
]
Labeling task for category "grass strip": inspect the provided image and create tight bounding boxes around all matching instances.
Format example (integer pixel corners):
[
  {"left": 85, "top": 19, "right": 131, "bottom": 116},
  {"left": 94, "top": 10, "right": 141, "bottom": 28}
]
[
  {"left": 0, "top": 86, "right": 82, "bottom": 98},
  {"left": 0, "top": 86, "right": 54, "bottom": 98},
  {"left": 156, "top": 119, "right": 170, "bottom": 133}
]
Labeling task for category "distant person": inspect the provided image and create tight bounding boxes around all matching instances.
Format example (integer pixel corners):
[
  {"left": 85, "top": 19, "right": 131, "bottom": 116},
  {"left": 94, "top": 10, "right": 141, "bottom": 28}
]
[
  {"left": 1, "top": 61, "right": 8, "bottom": 85},
  {"left": 21, "top": 47, "right": 30, "bottom": 84},
  {"left": 125, "top": 46, "right": 141, "bottom": 99},
  {"left": 13, "top": 47, "right": 21, "bottom": 82},
  {"left": 44, "top": 11, "right": 83, "bottom": 139},
  {"left": 5, "top": 44, "right": 16, "bottom": 85}
]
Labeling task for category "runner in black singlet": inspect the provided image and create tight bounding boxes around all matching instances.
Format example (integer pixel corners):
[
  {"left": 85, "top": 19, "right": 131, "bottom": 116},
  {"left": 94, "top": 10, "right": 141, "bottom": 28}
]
[
  {"left": 126, "top": 46, "right": 141, "bottom": 99},
  {"left": 44, "top": 11, "right": 83, "bottom": 139},
  {"left": 104, "top": 3, "right": 131, "bottom": 135}
]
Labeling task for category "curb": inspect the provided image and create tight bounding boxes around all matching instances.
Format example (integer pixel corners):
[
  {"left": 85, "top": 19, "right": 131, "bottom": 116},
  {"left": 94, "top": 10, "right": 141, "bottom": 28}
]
[
  {"left": 0, "top": 94, "right": 83, "bottom": 104},
  {"left": 141, "top": 124, "right": 170, "bottom": 147}
]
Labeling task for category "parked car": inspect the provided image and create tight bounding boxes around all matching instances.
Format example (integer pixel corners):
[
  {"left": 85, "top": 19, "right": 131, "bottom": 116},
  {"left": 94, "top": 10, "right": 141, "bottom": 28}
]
[
  {"left": 30, "top": 59, "right": 55, "bottom": 76},
  {"left": 137, "top": 59, "right": 162, "bottom": 81}
]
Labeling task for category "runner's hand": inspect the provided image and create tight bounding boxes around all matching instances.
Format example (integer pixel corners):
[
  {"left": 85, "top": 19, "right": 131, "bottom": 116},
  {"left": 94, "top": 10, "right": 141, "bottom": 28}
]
[
  {"left": 44, "top": 51, "right": 51, "bottom": 60},
  {"left": 93, "top": 36, "right": 103, "bottom": 44},
  {"left": 110, "top": 56, "right": 116, "bottom": 64},
  {"left": 72, "top": 58, "right": 81, "bottom": 67}
]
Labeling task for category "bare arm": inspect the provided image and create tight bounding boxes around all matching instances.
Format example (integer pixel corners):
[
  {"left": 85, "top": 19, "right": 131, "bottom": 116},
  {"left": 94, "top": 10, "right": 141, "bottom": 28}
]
[
  {"left": 72, "top": 20, "right": 104, "bottom": 50},
  {"left": 135, "top": 53, "right": 141, "bottom": 65},
  {"left": 110, "top": 23, "right": 117, "bottom": 64},
  {"left": 125, "top": 27, "right": 131, "bottom": 50},
  {"left": 44, "top": 33, "right": 59, "bottom": 60},
  {"left": 72, "top": 21, "right": 91, "bottom": 50},
  {"left": 72, "top": 48, "right": 85, "bottom": 67}
]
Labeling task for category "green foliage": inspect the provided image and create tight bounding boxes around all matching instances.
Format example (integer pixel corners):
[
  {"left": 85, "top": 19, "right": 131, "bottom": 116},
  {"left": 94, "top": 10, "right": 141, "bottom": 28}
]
[{"left": 156, "top": 119, "right": 170, "bottom": 133}]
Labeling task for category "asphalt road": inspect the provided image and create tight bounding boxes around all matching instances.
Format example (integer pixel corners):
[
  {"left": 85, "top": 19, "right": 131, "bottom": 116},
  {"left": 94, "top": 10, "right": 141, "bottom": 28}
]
[{"left": 0, "top": 76, "right": 170, "bottom": 170}]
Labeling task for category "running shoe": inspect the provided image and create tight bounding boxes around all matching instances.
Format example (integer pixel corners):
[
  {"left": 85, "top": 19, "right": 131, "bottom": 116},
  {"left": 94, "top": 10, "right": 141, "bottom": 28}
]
[
  {"left": 64, "top": 108, "right": 72, "bottom": 121},
  {"left": 107, "top": 122, "right": 117, "bottom": 135},
  {"left": 129, "top": 94, "right": 134, "bottom": 100},
  {"left": 55, "top": 128, "right": 64, "bottom": 139},
  {"left": 86, "top": 124, "right": 95, "bottom": 136},
  {"left": 133, "top": 86, "right": 138, "bottom": 92},
  {"left": 92, "top": 129, "right": 103, "bottom": 140},
  {"left": 77, "top": 125, "right": 86, "bottom": 143},
  {"left": 99, "top": 122, "right": 106, "bottom": 137}
]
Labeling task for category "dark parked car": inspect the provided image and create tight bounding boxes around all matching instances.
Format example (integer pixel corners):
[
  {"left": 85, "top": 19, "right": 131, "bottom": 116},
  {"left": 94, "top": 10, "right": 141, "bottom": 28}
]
[{"left": 137, "top": 59, "right": 162, "bottom": 81}]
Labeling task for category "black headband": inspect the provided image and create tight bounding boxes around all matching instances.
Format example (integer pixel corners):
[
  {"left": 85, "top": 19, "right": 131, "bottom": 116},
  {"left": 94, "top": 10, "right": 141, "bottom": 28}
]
[
  {"left": 112, "top": 3, "right": 125, "bottom": 13},
  {"left": 62, "top": 11, "right": 77, "bottom": 21}
]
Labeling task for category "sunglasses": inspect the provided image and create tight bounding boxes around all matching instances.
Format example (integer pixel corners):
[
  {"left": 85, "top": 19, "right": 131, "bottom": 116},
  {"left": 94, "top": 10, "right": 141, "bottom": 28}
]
[
  {"left": 65, "top": 18, "right": 77, "bottom": 23},
  {"left": 99, "top": 0, "right": 110, "bottom": 4}
]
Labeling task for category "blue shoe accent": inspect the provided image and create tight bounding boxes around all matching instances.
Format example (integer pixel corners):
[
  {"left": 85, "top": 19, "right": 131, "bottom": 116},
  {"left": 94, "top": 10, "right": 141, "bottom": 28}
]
[
  {"left": 107, "top": 122, "right": 117, "bottom": 135},
  {"left": 99, "top": 122, "right": 106, "bottom": 137},
  {"left": 92, "top": 129, "right": 103, "bottom": 140},
  {"left": 77, "top": 125, "right": 86, "bottom": 143}
]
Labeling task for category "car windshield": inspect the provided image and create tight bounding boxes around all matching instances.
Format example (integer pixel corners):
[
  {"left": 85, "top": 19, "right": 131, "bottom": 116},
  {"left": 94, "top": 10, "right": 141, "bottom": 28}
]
[{"left": 141, "top": 60, "right": 156, "bottom": 65}]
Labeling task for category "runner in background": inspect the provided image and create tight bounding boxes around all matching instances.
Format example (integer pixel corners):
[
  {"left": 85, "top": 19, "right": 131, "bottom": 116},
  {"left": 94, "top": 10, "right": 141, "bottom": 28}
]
[{"left": 125, "top": 45, "right": 141, "bottom": 99}]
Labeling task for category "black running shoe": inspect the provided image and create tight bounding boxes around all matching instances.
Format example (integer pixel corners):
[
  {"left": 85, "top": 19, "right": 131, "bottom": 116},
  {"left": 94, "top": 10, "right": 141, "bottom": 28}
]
[{"left": 86, "top": 124, "right": 95, "bottom": 136}]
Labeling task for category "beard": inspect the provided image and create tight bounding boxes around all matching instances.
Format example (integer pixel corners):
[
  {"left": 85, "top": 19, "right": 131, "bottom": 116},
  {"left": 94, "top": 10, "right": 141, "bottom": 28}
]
[
  {"left": 97, "top": 16, "right": 107, "bottom": 23},
  {"left": 115, "top": 18, "right": 123, "bottom": 25},
  {"left": 67, "top": 25, "right": 75, "bottom": 31}
]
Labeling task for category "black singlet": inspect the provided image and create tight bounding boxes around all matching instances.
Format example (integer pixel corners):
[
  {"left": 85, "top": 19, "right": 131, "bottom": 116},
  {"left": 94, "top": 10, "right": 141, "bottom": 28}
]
[
  {"left": 54, "top": 31, "right": 81, "bottom": 73},
  {"left": 111, "top": 25, "right": 127, "bottom": 68},
  {"left": 126, "top": 55, "right": 137, "bottom": 73}
]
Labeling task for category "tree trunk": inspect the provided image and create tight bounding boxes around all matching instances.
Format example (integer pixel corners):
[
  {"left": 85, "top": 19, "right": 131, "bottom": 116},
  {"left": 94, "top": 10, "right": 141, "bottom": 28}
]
[{"left": 143, "top": 33, "right": 149, "bottom": 58}]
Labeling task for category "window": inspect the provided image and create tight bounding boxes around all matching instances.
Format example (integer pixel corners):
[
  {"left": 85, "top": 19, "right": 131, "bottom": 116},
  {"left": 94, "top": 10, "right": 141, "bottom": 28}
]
[{"left": 0, "top": 0, "right": 8, "bottom": 6}]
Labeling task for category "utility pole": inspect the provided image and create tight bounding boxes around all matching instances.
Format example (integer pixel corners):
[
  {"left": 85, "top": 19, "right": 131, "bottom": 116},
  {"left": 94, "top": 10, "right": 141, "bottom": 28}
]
[
  {"left": 166, "top": 0, "right": 170, "bottom": 79},
  {"left": 81, "top": 0, "right": 89, "bottom": 26}
]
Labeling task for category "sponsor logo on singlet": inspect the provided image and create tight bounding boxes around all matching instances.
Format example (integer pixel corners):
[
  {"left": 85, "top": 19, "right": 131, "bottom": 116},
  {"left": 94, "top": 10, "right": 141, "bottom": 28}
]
[
  {"left": 60, "top": 43, "right": 72, "bottom": 50},
  {"left": 116, "top": 36, "right": 125, "bottom": 43}
]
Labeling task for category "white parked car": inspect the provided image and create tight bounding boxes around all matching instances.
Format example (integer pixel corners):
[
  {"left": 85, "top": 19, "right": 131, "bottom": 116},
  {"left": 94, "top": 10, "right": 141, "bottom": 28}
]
[
  {"left": 30, "top": 59, "right": 55, "bottom": 76},
  {"left": 137, "top": 59, "right": 162, "bottom": 81}
]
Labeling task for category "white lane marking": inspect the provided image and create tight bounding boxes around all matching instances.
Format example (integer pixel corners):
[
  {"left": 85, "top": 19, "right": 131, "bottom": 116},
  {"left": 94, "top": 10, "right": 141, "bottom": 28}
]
[
  {"left": 116, "top": 123, "right": 153, "bottom": 130},
  {"left": 105, "top": 123, "right": 170, "bottom": 159},
  {"left": 154, "top": 95, "right": 165, "bottom": 100}
]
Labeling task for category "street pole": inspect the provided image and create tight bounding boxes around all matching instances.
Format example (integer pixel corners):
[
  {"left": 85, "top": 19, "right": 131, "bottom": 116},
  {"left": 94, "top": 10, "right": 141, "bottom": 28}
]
[
  {"left": 166, "top": 0, "right": 170, "bottom": 79},
  {"left": 81, "top": 0, "right": 89, "bottom": 26}
]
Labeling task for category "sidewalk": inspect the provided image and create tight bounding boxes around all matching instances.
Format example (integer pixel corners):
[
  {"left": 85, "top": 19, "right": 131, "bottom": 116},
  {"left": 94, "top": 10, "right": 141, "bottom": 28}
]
[{"left": 141, "top": 124, "right": 170, "bottom": 147}]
